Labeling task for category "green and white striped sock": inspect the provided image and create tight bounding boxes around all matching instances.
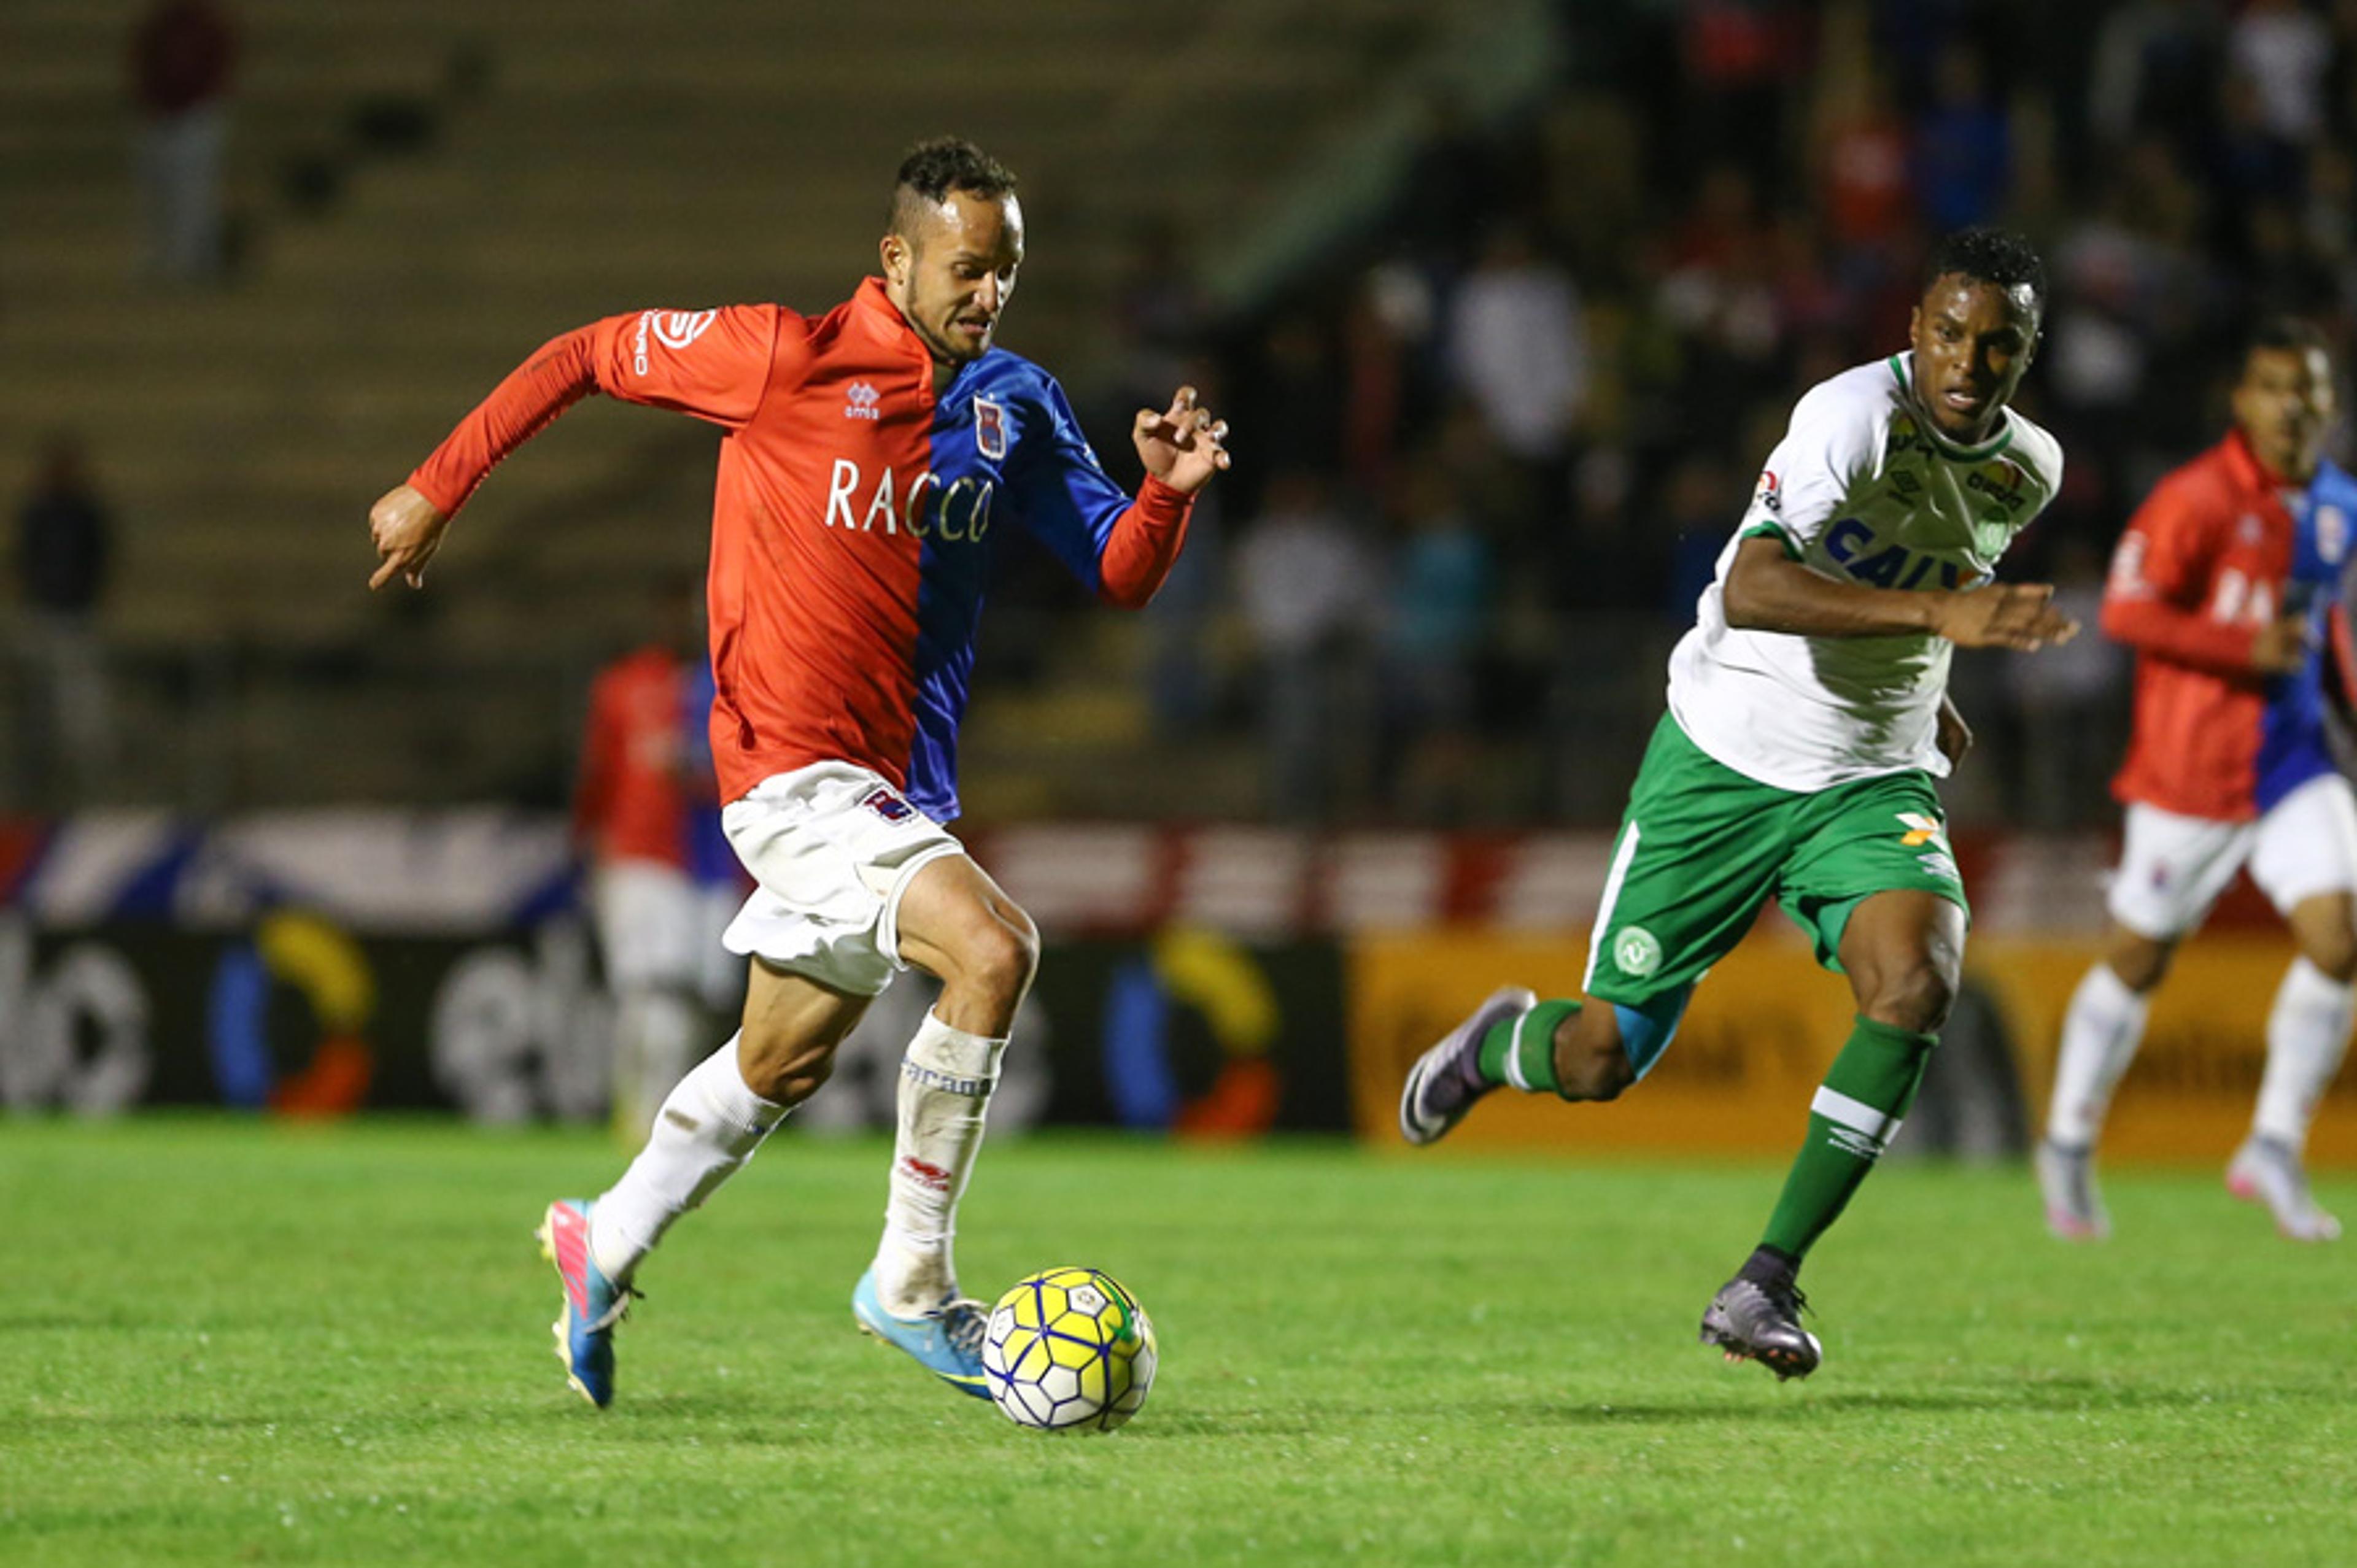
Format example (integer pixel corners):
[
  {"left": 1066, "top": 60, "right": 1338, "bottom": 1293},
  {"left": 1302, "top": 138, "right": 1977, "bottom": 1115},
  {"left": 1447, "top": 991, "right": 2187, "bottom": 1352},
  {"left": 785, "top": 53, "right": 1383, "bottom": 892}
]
[
  {"left": 1760, "top": 1014, "right": 1936, "bottom": 1261},
  {"left": 1476, "top": 1000, "right": 1581, "bottom": 1095}
]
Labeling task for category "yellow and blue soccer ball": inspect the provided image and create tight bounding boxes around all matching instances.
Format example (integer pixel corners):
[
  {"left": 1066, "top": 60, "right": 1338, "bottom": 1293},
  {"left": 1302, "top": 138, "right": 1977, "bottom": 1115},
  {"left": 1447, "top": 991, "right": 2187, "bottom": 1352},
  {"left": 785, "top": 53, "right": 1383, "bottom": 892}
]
[{"left": 981, "top": 1266, "right": 1157, "bottom": 1432}]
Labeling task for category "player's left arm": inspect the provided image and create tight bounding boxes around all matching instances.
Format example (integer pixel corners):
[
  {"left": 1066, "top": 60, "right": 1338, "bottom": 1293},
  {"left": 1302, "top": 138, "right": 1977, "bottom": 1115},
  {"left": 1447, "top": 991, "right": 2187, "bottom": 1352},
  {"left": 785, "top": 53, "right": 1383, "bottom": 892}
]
[{"left": 1012, "top": 381, "right": 1229, "bottom": 609}]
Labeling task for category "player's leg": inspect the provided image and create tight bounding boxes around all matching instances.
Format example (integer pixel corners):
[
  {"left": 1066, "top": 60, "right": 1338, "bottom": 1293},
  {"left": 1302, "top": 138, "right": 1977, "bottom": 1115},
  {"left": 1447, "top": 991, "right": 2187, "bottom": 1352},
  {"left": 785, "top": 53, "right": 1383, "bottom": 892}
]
[
  {"left": 542, "top": 960, "right": 867, "bottom": 1407},
  {"left": 1697, "top": 888, "right": 1961, "bottom": 1382},
  {"left": 2042, "top": 802, "right": 2247, "bottom": 1239},
  {"left": 869, "top": 852, "right": 1038, "bottom": 1305},
  {"left": 1399, "top": 714, "right": 1782, "bottom": 1143},
  {"left": 2232, "top": 776, "right": 2357, "bottom": 1240}
]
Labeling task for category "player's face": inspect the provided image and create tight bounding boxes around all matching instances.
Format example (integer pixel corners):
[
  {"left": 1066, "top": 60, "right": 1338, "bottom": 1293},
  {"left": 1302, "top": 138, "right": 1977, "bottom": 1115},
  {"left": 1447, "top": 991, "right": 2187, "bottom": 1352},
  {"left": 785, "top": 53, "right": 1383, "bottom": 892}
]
[
  {"left": 1907, "top": 275, "right": 2040, "bottom": 443},
  {"left": 2232, "top": 345, "right": 2335, "bottom": 482},
  {"left": 881, "top": 191, "right": 1024, "bottom": 367}
]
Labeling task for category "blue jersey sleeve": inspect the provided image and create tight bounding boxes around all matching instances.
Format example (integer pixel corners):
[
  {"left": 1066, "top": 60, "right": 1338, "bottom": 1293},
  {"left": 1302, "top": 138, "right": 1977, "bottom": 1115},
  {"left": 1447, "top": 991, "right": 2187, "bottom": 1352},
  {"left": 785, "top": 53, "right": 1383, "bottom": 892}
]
[{"left": 1004, "top": 376, "right": 1136, "bottom": 592}]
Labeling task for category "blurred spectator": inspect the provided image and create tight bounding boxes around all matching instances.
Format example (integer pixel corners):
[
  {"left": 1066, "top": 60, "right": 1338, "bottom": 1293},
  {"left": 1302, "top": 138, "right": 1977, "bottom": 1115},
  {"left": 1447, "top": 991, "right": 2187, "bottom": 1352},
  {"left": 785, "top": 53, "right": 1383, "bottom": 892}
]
[
  {"left": 1233, "top": 469, "right": 1382, "bottom": 822},
  {"left": 130, "top": 1, "right": 236, "bottom": 284},
  {"left": 2003, "top": 537, "right": 2130, "bottom": 830},
  {"left": 1444, "top": 220, "right": 1589, "bottom": 465},
  {"left": 1914, "top": 39, "right": 2013, "bottom": 233},
  {"left": 14, "top": 436, "right": 115, "bottom": 806},
  {"left": 1379, "top": 463, "right": 1496, "bottom": 822},
  {"left": 2088, "top": 0, "right": 2223, "bottom": 160},
  {"left": 2229, "top": 0, "right": 2334, "bottom": 146}
]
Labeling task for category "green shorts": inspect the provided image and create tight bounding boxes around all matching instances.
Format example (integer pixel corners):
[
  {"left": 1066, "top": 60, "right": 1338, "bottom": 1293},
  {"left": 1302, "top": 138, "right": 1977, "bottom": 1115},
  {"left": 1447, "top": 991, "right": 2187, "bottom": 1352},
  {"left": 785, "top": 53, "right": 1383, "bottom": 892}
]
[{"left": 1586, "top": 713, "right": 1969, "bottom": 1019}]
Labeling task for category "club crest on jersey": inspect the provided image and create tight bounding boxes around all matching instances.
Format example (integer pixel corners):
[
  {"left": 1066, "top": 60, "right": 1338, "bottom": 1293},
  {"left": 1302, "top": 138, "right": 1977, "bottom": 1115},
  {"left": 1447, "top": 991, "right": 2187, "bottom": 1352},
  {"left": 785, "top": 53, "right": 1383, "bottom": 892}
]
[
  {"left": 2321, "top": 506, "right": 2350, "bottom": 565},
  {"left": 974, "top": 396, "right": 1008, "bottom": 460},
  {"left": 860, "top": 786, "right": 915, "bottom": 823},
  {"left": 845, "top": 382, "right": 881, "bottom": 421}
]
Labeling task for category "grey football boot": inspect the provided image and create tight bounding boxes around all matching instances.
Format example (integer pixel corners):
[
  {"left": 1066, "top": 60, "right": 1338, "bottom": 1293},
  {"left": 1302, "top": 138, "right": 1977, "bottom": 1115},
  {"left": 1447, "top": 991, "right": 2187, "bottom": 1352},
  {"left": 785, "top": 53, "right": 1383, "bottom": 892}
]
[
  {"left": 1399, "top": 986, "right": 1538, "bottom": 1145},
  {"left": 1700, "top": 1273, "right": 1822, "bottom": 1381}
]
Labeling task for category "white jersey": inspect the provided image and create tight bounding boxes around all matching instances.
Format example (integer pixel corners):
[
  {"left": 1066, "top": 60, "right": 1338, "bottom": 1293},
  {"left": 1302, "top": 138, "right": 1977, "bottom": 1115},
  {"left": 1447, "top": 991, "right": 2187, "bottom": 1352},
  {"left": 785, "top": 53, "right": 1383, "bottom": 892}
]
[{"left": 1666, "top": 352, "right": 2064, "bottom": 791}]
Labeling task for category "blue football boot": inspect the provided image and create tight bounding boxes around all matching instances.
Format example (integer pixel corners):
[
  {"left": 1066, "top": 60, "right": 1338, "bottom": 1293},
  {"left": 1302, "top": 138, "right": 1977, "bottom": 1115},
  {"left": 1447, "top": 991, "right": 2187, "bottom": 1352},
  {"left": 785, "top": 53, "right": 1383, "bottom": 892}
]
[
  {"left": 535, "top": 1199, "right": 636, "bottom": 1408},
  {"left": 851, "top": 1268, "right": 990, "bottom": 1399}
]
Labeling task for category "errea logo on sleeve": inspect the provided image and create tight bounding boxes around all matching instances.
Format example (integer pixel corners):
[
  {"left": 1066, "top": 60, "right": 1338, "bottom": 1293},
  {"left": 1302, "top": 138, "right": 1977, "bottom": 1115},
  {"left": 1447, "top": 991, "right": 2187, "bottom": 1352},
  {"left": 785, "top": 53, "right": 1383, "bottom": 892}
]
[{"left": 630, "top": 308, "right": 717, "bottom": 374}]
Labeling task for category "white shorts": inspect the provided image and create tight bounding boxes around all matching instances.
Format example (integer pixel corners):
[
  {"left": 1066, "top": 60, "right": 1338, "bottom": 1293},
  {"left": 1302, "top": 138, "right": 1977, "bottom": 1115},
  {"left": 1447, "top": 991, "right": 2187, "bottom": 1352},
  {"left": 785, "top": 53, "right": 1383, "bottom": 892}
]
[
  {"left": 2108, "top": 773, "right": 2357, "bottom": 939},
  {"left": 592, "top": 859, "right": 705, "bottom": 992},
  {"left": 719, "top": 762, "right": 965, "bottom": 997}
]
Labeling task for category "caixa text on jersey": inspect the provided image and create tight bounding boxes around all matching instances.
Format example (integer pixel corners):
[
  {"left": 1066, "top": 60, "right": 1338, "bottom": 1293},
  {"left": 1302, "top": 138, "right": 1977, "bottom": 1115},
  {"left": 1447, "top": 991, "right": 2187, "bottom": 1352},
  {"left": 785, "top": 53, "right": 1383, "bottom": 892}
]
[{"left": 821, "top": 459, "right": 996, "bottom": 541}]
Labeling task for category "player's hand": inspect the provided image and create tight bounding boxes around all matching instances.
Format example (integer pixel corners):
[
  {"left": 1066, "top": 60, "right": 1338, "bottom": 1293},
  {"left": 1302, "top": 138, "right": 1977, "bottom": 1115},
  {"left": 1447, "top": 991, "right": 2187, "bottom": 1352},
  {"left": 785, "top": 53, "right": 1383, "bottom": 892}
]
[
  {"left": 1133, "top": 385, "right": 1230, "bottom": 494},
  {"left": 2250, "top": 610, "right": 2313, "bottom": 675},
  {"left": 1937, "top": 698, "right": 1973, "bottom": 767},
  {"left": 368, "top": 484, "right": 449, "bottom": 590},
  {"left": 1933, "top": 582, "right": 2080, "bottom": 651}
]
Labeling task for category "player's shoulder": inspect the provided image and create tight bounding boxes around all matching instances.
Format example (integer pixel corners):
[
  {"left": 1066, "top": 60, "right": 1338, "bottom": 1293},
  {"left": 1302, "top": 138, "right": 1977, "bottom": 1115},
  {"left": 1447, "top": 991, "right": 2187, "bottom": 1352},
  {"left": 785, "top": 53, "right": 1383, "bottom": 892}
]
[
  {"left": 1789, "top": 357, "right": 1906, "bottom": 436},
  {"left": 1997, "top": 406, "right": 2064, "bottom": 495},
  {"left": 2140, "top": 436, "right": 2243, "bottom": 520},
  {"left": 966, "top": 347, "right": 1064, "bottom": 406}
]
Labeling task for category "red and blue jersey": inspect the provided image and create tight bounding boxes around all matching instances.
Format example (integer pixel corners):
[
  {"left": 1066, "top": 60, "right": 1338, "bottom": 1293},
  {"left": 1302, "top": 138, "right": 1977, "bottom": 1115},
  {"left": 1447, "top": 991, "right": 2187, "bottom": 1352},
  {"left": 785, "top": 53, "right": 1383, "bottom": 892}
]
[
  {"left": 410, "top": 278, "right": 1192, "bottom": 819},
  {"left": 2102, "top": 428, "right": 2357, "bottom": 820}
]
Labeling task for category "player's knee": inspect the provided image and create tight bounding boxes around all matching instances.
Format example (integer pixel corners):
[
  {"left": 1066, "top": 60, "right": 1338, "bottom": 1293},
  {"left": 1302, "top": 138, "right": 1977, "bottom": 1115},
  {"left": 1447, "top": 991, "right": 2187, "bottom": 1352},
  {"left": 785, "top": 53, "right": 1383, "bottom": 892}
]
[
  {"left": 958, "top": 907, "right": 1040, "bottom": 1004},
  {"left": 1859, "top": 962, "right": 1957, "bottom": 1035},
  {"left": 2302, "top": 924, "right": 2357, "bottom": 984}
]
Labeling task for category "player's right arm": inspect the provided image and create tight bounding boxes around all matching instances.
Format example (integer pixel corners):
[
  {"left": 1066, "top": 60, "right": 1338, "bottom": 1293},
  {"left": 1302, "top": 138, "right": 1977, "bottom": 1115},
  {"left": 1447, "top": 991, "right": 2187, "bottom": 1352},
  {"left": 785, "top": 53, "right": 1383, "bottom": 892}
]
[
  {"left": 1723, "top": 538, "right": 2078, "bottom": 649},
  {"left": 366, "top": 306, "right": 780, "bottom": 591}
]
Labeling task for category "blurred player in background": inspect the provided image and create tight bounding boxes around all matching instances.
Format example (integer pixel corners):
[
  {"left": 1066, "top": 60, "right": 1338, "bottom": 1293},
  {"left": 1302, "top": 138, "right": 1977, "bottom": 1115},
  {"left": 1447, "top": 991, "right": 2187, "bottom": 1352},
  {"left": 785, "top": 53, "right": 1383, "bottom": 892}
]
[
  {"left": 574, "top": 576, "right": 732, "bottom": 1143},
  {"left": 1402, "top": 229, "right": 2075, "bottom": 1381},
  {"left": 2040, "top": 319, "right": 2357, "bottom": 1244},
  {"left": 365, "top": 138, "right": 1229, "bottom": 1408}
]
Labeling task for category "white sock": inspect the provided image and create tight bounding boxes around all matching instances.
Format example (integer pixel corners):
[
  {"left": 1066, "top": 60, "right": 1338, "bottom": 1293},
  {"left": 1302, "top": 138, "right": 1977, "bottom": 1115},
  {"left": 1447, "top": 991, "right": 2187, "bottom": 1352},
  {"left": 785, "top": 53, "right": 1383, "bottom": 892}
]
[
  {"left": 2046, "top": 962, "right": 2151, "bottom": 1148},
  {"left": 873, "top": 1010, "right": 1006, "bottom": 1315},
  {"left": 589, "top": 1033, "right": 785, "bottom": 1284},
  {"left": 2253, "top": 957, "right": 2353, "bottom": 1151}
]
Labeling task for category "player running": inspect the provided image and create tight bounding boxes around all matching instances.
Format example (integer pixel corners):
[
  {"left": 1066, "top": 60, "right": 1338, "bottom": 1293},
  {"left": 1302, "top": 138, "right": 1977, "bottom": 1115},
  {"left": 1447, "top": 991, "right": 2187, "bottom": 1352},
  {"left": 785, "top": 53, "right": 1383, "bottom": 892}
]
[
  {"left": 365, "top": 139, "right": 1229, "bottom": 1408},
  {"left": 2039, "top": 319, "right": 2356, "bottom": 1244},
  {"left": 1401, "top": 228, "right": 2075, "bottom": 1381}
]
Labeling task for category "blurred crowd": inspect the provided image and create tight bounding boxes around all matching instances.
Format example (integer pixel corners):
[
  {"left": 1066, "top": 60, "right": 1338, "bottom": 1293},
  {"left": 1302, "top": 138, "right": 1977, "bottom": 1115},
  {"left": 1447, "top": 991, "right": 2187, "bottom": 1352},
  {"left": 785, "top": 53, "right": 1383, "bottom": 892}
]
[{"left": 1035, "top": 0, "right": 2357, "bottom": 829}]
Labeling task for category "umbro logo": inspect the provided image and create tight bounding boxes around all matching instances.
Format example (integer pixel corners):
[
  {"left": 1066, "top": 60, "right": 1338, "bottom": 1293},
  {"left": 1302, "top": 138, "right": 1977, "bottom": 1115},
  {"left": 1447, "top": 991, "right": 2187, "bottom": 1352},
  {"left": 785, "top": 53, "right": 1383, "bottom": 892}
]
[{"left": 845, "top": 382, "right": 881, "bottom": 420}]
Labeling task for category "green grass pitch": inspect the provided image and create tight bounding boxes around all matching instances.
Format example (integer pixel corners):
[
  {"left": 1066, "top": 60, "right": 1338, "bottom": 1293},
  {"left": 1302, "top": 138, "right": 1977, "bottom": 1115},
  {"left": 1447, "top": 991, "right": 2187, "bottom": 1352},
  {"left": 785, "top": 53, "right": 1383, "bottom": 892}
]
[{"left": 3, "top": 1118, "right": 2351, "bottom": 1567}]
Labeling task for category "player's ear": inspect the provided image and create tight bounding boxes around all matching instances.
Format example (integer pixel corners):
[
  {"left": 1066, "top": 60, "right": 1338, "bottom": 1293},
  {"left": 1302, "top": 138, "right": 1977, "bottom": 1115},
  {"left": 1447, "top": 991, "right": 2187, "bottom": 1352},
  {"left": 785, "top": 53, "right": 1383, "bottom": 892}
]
[{"left": 880, "top": 231, "right": 910, "bottom": 287}]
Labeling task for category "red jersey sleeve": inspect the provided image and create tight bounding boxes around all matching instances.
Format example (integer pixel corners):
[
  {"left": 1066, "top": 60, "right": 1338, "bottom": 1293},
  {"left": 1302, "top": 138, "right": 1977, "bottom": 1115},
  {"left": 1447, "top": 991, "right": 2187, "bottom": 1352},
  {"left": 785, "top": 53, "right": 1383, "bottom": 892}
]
[
  {"left": 2099, "top": 470, "right": 2262, "bottom": 676},
  {"left": 407, "top": 304, "right": 780, "bottom": 518},
  {"left": 1095, "top": 477, "right": 1195, "bottom": 609}
]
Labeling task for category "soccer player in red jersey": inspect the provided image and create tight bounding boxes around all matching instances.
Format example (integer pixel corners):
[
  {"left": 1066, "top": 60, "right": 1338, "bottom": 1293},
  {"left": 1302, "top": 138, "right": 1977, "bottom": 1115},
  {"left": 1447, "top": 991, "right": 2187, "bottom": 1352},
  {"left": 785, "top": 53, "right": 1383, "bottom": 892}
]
[
  {"left": 574, "top": 579, "right": 732, "bottom": 1144},
  {"left": 2041, "top": 319, "right": 2357, "bottom": 1243},
  {"left": 366, "top": 139, "right": 1230, "bottom": 1407}
]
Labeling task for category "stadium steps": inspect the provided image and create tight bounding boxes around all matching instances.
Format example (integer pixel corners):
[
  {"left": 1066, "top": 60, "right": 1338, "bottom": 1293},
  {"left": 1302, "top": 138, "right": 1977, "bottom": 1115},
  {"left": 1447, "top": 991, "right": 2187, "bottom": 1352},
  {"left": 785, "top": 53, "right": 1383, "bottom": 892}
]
[{"left": 1, "top": 0, "right": 1515, "bottom": 809}]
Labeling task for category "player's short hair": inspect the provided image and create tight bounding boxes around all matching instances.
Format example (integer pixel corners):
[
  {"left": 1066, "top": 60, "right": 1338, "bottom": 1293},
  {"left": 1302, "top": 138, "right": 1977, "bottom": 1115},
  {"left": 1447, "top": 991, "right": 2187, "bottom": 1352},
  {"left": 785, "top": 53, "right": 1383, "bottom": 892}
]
[
  {"left": 1923, "top": 226, "right": 2047, "bottom": 317},
  {"left": 890, "top": 137, "right": 1018, "bottom": 236},
  {"left": 2243, "top": 314, "right": 2331, "bottom": 371}
]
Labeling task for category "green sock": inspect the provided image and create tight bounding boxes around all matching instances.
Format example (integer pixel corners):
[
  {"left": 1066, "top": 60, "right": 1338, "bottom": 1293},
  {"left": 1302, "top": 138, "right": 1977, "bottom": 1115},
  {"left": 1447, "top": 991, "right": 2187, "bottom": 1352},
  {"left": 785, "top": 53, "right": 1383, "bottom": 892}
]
[
  {"left": 1759, "top": 1014, "right": 1937, "bottom": 1260},
  {"left": 1475, "top": 1000, "right": 1581, "bottom": 1095}
]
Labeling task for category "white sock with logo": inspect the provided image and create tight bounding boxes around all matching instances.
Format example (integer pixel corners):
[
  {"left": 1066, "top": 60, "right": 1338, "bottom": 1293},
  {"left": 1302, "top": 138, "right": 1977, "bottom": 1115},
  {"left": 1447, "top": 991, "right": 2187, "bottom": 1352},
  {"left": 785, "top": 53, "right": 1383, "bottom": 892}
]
[
  {"left": 872, "top": 1010, "right": 1007, "bottom": 1316},
  {"left": 2046, "top": 962, "right": 2151, "bottom": 1148},
  {"left": 2253, "top": 957, "right": 2353, "bottom": 1151},
  {"left": 589, "top": 1034, "right": 786, "bottom": 1284}
]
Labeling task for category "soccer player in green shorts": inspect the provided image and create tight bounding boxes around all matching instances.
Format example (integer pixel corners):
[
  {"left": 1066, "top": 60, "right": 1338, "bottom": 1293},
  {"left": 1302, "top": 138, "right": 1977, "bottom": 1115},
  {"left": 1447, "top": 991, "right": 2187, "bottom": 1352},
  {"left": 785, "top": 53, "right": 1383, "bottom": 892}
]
[{"left": 1401, "top": 228, "right": 2081, "bottom": 1380}]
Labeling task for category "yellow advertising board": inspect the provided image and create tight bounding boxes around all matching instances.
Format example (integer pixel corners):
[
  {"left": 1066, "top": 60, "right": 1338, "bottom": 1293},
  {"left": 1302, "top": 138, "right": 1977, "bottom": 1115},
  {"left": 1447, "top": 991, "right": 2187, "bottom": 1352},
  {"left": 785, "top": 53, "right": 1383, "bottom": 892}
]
[{"left": 1347, "top": 927, "right": 2357, "bottom": 1167}]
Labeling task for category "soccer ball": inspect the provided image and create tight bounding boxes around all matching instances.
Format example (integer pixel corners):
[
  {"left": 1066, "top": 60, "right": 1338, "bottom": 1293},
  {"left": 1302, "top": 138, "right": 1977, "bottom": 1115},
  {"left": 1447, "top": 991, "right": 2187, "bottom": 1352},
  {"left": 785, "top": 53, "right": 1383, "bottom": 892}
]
[{"left": 981, "top": 1266, "right": 1158, "bottom": 1432}]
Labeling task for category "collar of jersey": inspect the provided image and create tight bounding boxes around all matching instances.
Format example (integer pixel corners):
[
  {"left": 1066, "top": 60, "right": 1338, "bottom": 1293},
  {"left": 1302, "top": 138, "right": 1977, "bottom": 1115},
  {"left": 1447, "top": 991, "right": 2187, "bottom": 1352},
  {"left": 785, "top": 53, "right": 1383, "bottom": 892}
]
[
  {"left": 852, "top": 276, "right": 992, "bottom": 396},
  {"left": 1887, "top": 352, "right": 2015, "bottom": 462}
]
